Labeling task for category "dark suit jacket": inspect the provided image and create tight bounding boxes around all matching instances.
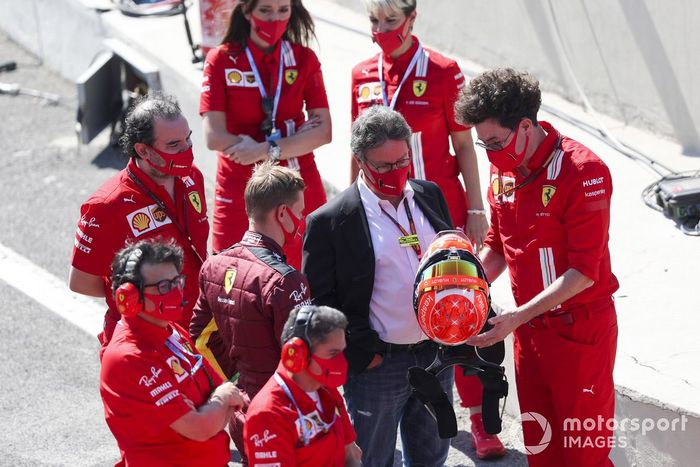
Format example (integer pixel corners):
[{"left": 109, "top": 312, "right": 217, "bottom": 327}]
[{"left": 302, "top": 179, "right": 453, "bottom": 374}]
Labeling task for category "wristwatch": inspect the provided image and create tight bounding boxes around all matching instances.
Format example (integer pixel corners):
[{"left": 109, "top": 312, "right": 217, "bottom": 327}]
[{"left": 268, "top": 140, "right": 281, "bottom": 162}]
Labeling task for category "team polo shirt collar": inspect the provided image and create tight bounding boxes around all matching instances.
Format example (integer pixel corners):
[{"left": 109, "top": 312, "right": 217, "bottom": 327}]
[
  {"left": 240, "top": 230, "right": 285, "bottom": 256},
  {"left": 274, "top": 365, "right": 339, "bottom": 421},
  {"left": 525, "top": 121, "right": 560, "bottom": 172},
  {"left": 127, "top": 158, "right": 182, "bottom": 213},
  {"left": 382, "top": 35, "right": 420, "bottom": 76},
  {"left": 247, "top": 37, "right": 283, "bottom": 68},
  {"left": 128, "top": 158, "right": 171, "bottom": 200},
  {"left": 122, "top": 315, "right": 172, "bottom": 348},
  {"left": 357, "top": 173, "right": 414, "bottom": 215}
]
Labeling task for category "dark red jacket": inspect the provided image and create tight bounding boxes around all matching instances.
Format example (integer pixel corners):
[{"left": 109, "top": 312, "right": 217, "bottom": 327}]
[{"left": 191, "top": 231, "right": 311, "bottom": 395}]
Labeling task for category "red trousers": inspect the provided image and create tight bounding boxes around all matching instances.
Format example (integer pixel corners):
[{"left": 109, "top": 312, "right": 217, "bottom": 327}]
[
  {"left": 212, "top": 163, "right": 327, "bottom": 270},
  {"left": 446, "top": 175, "right": 484, "bottom": 409},
  {"left": 514, "top": 301, "right": 617, "bottom": 467}
]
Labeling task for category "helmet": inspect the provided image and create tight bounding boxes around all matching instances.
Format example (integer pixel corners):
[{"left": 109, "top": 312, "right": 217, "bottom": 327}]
[{"left": 413, "top": 231, "right": 490, "bottom": 345}]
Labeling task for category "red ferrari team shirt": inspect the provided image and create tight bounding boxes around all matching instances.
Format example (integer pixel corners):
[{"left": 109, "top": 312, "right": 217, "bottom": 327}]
[
  {"left": 244, "top": 367, "right": 356, "bottom": 466},
  {"left": 71, "top": 159, "right": 209, "bottom": 337},
  {"left": 484, "top": 121, "right": 619, "bottom": 308},
  {"left": 100, "top": 318, "right": 228, "bottom": 467},
  {"left": 200, "top": 39, "right": 329, "bottom": 187},
  {"left": 351, "top": 38, "right": 468, "bottom": 185}
]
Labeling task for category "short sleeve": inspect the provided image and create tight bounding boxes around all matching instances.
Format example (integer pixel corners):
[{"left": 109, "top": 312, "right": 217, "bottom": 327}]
[
  {"left": 563, "top": 160, "right": 613, "bottom": 282},
  {"left": 336, "top": 393, "right": 356, "bottom": 445},
  {"left": 100, "top": 351, "right": 193, "bottom": 437},
  {"left": 443, "top": 61, "right": 470, "bottom": 132},
  {"left": 71, "top": 201, "right": 122, "bottom": 277},
  {"left": 200, "top": 47, "right": 229, "bottom": 115},
  {"left": 302, "top": 49, "right": 329, "bottom": 110},
  {"left": 244, "top": 404, "right": 297, "bottom": 466}
]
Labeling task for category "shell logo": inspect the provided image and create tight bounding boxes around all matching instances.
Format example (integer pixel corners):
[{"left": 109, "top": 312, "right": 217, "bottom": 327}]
[
  {"left": 227, "top": 70, "right": 242, "bottom": 83},
  {"left": 491, "top": 178, "right": 501, "bottom": 195},
  {"left": 132, "top": 213, "right": 151, "bottom": 232},
  {"left": 359, "top": 86, "right": 370, "bottom": 100}
]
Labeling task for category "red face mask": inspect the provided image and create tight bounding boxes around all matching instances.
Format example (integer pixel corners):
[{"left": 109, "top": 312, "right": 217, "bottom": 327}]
[
  {"left": 309, "top": 353, "right": 348, "bottom": 388},
  {"left": 251, "top": 14, "right": 289, "bottom": 46},
  {"left": 143, "top": 287, "right": 185, "bottom": 322},
  {"left": 145, "top": 145, "right": 194, "bottom": 177},
  {"left": 278, "top": 205, "right": 305, "bottom": 249},
  {"left": 363, "top": 163, "right": 410, "bottom": 197},
  {"left": 372, "top": 16, "right": 410, "bottom": 55},
  {"left": 486, "top": 126, "right": 530, "bottom": 172}
]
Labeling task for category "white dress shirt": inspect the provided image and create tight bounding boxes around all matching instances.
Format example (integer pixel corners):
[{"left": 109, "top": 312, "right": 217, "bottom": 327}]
[{"left": 357, "top": 175, "right": 437, "bottom": 344}]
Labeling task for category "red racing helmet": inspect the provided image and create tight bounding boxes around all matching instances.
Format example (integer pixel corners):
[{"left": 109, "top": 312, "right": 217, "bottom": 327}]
[{"left": 413, "top": 231, "right": 490, "bottom": 346}]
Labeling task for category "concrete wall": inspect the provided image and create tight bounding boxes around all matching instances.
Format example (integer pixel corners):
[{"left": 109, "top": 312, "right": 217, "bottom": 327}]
[
  {"left": 336, "top": 0, "right": 700, "bottom": 155},
  {"left": 0, "top": 0, "right": 108, "bottom": 82}
]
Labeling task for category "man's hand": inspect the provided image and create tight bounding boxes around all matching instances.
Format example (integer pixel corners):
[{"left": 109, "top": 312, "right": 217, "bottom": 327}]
[
  {"left": 366, "top": 353, "right": 383, "bottom": 369},
  {"left": 345, "top": 441, "right": 362, "bottom": 467},
  {"left": 466, "top": 310, "right": 526, "bottom": 348},
  {"left": 225, "top": 135, "right": 267, "bottom": 165},
  {"left": 211, "top": 381, "right": 245, "bottom": 411}
]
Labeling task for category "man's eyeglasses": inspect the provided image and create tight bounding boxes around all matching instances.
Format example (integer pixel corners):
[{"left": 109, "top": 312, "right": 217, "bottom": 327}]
[
  {"left": 260, "top": 96, "right": 274, "bottom": 136},
  {"left": 364, "top": 157, "right": 411, "bottom": 174},
  {"left": 143, "top": 274, "right": 186, "bottom": 295},
  {"left": 475, "top": 128, "right": 514, "bottom": 152}
]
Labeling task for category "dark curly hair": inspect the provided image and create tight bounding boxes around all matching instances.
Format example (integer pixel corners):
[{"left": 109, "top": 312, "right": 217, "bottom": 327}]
[
  {"left": 119, "top": 92, "right": 182, "bottom": 160},
  {"left": 111, "top": 239, "right": 183, "bottom": 293},
  {"left": 221, "top": 0, "right": 316, "bottom": 47},
  {"left": 454, "top": 68, "right": 541, "bottom": 130}
]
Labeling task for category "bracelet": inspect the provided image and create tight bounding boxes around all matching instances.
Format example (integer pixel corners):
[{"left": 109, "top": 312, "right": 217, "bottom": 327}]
[{"left": 467, "top": 209, "right": 486, "bottom": 215}]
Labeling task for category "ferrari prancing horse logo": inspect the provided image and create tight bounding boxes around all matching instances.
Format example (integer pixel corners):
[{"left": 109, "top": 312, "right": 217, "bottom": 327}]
[
  {"left": 412, "top": 80, "right": 427, "bottom": 97},
  {"left": 542, "top": 185, "right": 556, "bottom": 207},
  {"left": 224, "top": 268, "right": 236, "bottom": 294},
  {"left": 285, "top": 69, "right": 298, "bottom": 85},
  {"left": 188, "top": 192, "right": 202, "bottom": 214}
]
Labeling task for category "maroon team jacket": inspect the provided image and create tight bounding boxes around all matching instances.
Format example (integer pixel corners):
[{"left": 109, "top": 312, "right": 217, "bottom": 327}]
[{"left": 190, "top": 231, "right": 311, "bottom": 395}]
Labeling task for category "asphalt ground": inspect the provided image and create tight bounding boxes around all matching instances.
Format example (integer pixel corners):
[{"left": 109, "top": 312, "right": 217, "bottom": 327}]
[{"left": 0, "top": 31, "right": 528, "bottom": 466}]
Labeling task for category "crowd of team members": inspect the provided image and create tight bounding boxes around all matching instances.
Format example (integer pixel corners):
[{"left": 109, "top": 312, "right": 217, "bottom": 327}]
[{"left": 69, "top": 0, "right": 619, "bottom": 466}]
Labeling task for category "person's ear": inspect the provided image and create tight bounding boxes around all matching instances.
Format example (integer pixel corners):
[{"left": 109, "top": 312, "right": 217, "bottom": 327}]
[{"left": 134, "top": 142, "right": 149, "bottom": 159}]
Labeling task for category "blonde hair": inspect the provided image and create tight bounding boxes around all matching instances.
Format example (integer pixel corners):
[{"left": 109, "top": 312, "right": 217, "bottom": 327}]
[
  {"left": 362, "top": 0, "right": 416, "bottom": 17},
  {"left": 244, "top": 162, "right": 305, "bottom": 221}
]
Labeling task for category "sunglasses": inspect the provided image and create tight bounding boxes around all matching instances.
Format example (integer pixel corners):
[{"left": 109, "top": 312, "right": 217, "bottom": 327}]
[
  {"left": 143, "top": 274, "right": 186, "bottom": 295},
  {"left": 260, "top": 96, "right": 274, "bottom": 136}
]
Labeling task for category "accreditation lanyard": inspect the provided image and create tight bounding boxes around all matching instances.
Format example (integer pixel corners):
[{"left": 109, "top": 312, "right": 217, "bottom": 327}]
[
  {"left": 495, "top": 135, "right": 562, "bottom": 204},
  {"left": 165, "top": 331, "right": 214, "bottom": 391},
  {"left": 245, "top": 44, "right": 284, "bottom": 131},
  {"left": 377, "top": 43, "right": 423, "bottom": 110},
  {"left": 379, "top": 198, "right": 422, "bottom": 259},
  {"left": 127, "top": 170, "right": 205, "bottom": 265},
  {"left": 273, "top": 373, "right": 337, "bottom": 447}
]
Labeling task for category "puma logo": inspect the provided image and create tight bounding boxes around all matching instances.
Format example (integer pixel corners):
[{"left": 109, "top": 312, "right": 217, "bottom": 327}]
[{"left": 582, "top": 385, "right": 595, "bottom": 395}]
